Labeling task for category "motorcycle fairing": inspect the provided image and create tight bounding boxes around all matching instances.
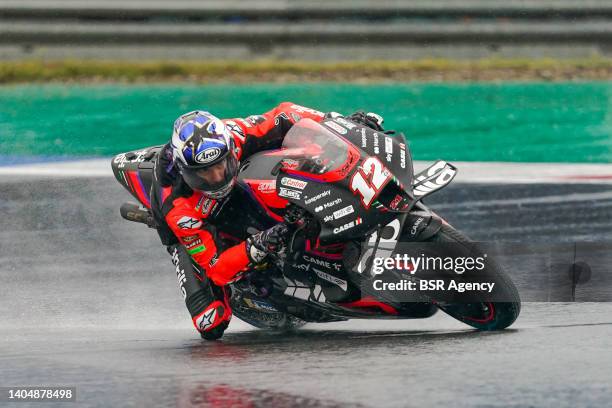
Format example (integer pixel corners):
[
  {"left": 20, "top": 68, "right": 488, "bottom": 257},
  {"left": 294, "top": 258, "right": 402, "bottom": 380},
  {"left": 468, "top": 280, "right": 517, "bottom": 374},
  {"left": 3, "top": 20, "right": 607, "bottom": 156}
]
[
  {"left": 111, "top": 145, "right": 161, "bottom": 208},
  {"left": 323, "top": 118, "right": 415, "bottom": 191}
]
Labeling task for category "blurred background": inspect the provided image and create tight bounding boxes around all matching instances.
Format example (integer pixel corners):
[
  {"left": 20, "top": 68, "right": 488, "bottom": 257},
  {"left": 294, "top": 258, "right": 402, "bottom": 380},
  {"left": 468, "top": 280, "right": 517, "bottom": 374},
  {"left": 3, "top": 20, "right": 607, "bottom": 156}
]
[{"left": 2, "top": 0, "right": 612, "bottom": 61}]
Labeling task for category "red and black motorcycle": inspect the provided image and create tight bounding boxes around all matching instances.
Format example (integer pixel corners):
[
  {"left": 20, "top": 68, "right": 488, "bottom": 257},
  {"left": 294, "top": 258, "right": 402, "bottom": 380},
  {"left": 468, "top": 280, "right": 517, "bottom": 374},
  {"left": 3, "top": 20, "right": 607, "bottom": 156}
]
[{"left": 112, "top": 117, "right": 520, "bottom": 331}]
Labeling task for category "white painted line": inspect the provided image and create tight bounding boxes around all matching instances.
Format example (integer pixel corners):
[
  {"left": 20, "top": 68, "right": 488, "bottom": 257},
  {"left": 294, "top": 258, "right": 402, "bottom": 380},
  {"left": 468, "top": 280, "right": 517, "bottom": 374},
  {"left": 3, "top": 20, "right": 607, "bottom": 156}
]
[
  {"left": 1, "top": 159, "right": 612, "bottom": 184},
  {"left": 0, "top": 159, "right": 112, "bottom": 177}
]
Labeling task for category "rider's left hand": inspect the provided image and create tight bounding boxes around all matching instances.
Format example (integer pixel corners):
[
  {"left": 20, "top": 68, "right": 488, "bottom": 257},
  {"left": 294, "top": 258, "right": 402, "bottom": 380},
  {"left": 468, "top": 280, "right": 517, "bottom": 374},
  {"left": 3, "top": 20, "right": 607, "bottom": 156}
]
[{"left": 346, "top": 111, "right": 385, "bottom": 131}]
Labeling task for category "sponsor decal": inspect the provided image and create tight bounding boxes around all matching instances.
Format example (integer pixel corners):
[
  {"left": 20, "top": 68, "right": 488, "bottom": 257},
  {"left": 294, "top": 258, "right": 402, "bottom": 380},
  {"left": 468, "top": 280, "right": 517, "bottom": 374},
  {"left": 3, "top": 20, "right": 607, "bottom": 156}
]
[
  {"left": 195, "top": 147, "right": 222, "bottom": 164},
  {"left": 185, "top": 238, "right": 202, "bottom": 249},
  {"left": 384, "top": 137, "right": 393, "bottom": 162},
  {"left": 244, "top": 298, "right": 278, "bottom": 312},
  {"left": 360, "top": 128, "right": 367, "bottom": 148},
  {"left": 196, "top": 308, "right": 217, "bottom": 331},
  {"left": 113, "top": 149, "right": 148, "bottom": 169},
  {"left": 201, "top": 198, "right": 215, "bottom": 215},
  {"left": 337, "top": 149, "right": 359, "bottom": 178},
  {"left": 373, "top": 132, "right": 380, "bottom": 154},
  {"left": 411, "top": 217, "right": 425, "bottom": 236},
  {"left": 257, "top": 180, "right": 276, "bottom": 194},
  {"left": 325, "top": 121, "right": 348, "bottom": 135},
  {"left": 187, "top": 245, "right": 206, "bottom": 255},
  {"left": 281, "top": 177, "right": 308, "bottom": 190},
  {"left": 399, "top": 143, "right": 407, "bottom": 169},
  {"left": 278, "top": 187, "right": 302, "bottom": 200},
  {"left": 389, "top": 194, "right": 403, "bottom": 210},
  {"left": 209, "top": 254, "right": 219, "bottom": 267},
  {"left": 195, "top": 195, "right": 206, "bottom": 211},
  {"left": 303, "top": 255, "right": 342, "bottom": 271},
  {"left": 289, "top": 104, "right": 325, "bottom": 117},
  {"left": 304, "top": 190, "right": 331, "bottom": 205},
  {"left": 290, "top": 112, "right": 301, "bottom": 122},
  {"left": 294, "top": 262, "right": 311, "bottom": 272},
  {"left": 334, "top": 117, "right": 357, "bottom": 130},
  {"left": 313, "top": 268, "right": 348, "bottom": 291},
  {"left": 323, "top": 214, "right": 333, "bottom": 222},
  {"left": 274, "top": 112, "right": 290, "bottom": 126},
  {"left": 183, "top": 234, "right": 199, "bottom": 243},
  {"left": 177, "top": 216, "right": 203, "bottom": 230},
  {"left": 281, "top": 159, "right": 300, "bottom": 170},
  {"left": 171, "top": 248, "right": 187, "bottom": 299},
  {"left": 332, "top": 205, "right": 354, "bottom": 220},
  {"left": 247, "top": 115, "right": 266, "bottom": 125},
  {"left": 314, "top": 197, "right": 342, "bottom": 213},
  {"left": 225, "top": 120, "right": 245, "bottom": 141},
  {"left": 333, "top": 217, "right": 363, "bottom": 234}
]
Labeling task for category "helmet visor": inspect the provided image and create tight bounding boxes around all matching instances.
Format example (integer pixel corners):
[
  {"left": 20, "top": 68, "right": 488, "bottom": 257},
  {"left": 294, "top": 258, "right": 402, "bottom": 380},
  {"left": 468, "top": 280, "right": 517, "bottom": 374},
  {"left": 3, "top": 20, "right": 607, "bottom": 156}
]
[{"left": 180, "top": 155, "right": 238, "bottom": 197}]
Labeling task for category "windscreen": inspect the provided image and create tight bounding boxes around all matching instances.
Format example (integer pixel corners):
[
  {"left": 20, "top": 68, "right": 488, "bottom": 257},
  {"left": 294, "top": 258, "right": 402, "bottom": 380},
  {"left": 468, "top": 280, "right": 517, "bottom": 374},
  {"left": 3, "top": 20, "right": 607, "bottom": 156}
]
[{"left": 280, "top": 119, "right": 350, "bottom": 176}]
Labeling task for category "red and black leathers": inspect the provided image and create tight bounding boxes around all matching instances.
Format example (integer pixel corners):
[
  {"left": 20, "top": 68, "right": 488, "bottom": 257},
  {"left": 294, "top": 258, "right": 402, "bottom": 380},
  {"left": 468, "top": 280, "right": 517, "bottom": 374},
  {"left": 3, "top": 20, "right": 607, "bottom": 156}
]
[{"left": 150, "top": 102, "right": 326, "bottom": 337}]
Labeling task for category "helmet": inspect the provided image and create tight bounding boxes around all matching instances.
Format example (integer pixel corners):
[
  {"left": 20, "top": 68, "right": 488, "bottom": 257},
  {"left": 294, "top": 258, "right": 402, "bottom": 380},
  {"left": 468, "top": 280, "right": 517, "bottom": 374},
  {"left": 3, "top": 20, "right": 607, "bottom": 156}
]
[{"left": 171, "top": 111, "right": 239, "bottom": 199}]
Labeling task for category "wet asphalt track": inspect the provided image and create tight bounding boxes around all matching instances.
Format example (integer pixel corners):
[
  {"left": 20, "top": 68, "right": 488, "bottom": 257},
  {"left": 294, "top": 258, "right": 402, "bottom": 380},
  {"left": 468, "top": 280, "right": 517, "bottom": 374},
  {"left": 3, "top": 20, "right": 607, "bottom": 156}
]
[{"left": 1, "top": 176, "right": 612, "bottom": 407}]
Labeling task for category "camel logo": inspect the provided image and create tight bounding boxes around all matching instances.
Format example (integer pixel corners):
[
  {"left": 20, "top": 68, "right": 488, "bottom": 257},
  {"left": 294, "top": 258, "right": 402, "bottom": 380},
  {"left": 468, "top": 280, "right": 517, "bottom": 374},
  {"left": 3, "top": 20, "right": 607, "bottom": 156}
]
[{"left": 195, "top": 147, "right": 222, "bottom": 164}]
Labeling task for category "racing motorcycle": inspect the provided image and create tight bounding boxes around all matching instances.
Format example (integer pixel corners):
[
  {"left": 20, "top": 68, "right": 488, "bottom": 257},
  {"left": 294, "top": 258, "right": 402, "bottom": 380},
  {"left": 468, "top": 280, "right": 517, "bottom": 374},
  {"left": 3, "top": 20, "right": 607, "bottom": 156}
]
[{"left": 112, "top": 117, "right": 520, "bottom": 332}]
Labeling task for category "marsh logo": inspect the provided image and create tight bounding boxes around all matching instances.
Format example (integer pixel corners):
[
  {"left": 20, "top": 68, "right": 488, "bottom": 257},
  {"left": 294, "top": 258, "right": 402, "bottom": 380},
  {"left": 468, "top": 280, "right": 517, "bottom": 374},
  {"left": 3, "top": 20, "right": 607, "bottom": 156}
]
[
  {"left": 315, "top": 197, "right": 343, "bottom": 212},
  {"left": 195, "top": 147, "right": 222, "bottom": 164}
]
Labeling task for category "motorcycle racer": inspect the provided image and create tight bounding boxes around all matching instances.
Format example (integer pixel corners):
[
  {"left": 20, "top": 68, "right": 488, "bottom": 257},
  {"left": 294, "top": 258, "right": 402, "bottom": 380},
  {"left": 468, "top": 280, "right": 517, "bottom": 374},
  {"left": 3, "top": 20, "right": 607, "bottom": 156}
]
[{"left": 150, "top": 103, "right": 384, "bottom": 340}]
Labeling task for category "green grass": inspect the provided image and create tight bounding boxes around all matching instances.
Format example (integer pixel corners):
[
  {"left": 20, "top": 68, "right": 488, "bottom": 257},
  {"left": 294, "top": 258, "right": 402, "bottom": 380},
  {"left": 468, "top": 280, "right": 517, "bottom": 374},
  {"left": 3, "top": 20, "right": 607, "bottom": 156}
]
[{"left": 1, "top": 58, "right": 612, "bottom": 83}]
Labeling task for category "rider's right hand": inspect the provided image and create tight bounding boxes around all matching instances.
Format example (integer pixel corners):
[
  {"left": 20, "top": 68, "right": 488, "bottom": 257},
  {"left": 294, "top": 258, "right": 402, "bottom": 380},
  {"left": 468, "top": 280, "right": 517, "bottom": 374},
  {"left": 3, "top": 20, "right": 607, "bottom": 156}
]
[{"left": 245, "top": 223, "right": 290, "bottom": 264}]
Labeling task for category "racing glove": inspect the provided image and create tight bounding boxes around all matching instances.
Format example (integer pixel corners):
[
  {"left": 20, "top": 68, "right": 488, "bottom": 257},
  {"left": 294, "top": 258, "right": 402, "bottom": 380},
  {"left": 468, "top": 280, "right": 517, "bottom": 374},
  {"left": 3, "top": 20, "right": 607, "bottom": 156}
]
[
  {"left": 245, "top": 223, "right": 290, "bottom": 264},
  {"left": 346, "top": 111, "right": 385, "bottom": 131},
  {"left": 154, "top": 143, "right": 178, "bottom": 187}
]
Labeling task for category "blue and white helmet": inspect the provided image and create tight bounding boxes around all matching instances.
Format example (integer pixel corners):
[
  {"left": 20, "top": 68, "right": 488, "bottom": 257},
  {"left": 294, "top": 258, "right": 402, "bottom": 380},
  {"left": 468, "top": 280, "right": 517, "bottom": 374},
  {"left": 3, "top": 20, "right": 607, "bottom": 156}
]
[{"left": 171, "top": 111, "right": 239, "bottom": 199}]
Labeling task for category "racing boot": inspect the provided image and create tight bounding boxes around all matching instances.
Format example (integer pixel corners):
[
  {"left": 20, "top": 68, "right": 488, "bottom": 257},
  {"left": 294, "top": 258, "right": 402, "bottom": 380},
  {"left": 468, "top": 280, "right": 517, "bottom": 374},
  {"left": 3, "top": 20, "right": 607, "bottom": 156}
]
[
  {"left": 169, "top": 244, "right": 232, "bottom": 340},
  {"left": 191, "top": 286, "right": 232, "bottom": 341}
]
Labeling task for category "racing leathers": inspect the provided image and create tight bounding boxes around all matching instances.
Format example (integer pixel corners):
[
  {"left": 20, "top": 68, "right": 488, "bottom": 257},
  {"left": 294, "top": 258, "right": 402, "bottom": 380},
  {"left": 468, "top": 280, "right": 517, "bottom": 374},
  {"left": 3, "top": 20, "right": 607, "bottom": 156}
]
[{"left": 150, "top": 102, "right": 326, "bottom": 339}]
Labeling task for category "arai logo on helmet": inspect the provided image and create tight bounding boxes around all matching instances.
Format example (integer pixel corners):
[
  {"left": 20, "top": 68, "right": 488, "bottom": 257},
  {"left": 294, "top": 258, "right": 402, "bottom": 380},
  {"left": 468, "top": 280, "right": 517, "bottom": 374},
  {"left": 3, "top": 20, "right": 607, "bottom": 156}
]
[{"left": 195, "top": 147, "right": 222, "bottom": 164}]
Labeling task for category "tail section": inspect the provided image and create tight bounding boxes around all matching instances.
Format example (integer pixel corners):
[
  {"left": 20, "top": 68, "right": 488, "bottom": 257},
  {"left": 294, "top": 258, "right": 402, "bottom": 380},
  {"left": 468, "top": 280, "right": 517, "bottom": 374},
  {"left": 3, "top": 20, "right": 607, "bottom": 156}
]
[{"left": 111, "top": 146, "right": 162, "bottom": 208}]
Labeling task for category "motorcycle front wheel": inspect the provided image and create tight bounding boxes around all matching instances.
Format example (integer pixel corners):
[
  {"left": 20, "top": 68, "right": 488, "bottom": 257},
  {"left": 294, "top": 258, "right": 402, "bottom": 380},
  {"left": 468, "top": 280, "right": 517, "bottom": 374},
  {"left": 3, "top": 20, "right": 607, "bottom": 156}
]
[{"left": 423, "top": 224, "right": 521, "bottom": 330}]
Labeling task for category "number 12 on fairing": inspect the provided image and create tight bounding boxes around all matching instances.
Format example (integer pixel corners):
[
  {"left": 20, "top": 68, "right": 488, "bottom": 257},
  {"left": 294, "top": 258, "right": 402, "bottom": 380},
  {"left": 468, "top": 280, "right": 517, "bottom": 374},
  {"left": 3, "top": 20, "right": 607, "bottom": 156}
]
[{"left": 350, "top": 156, "right": 392, "bottom": 208}]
